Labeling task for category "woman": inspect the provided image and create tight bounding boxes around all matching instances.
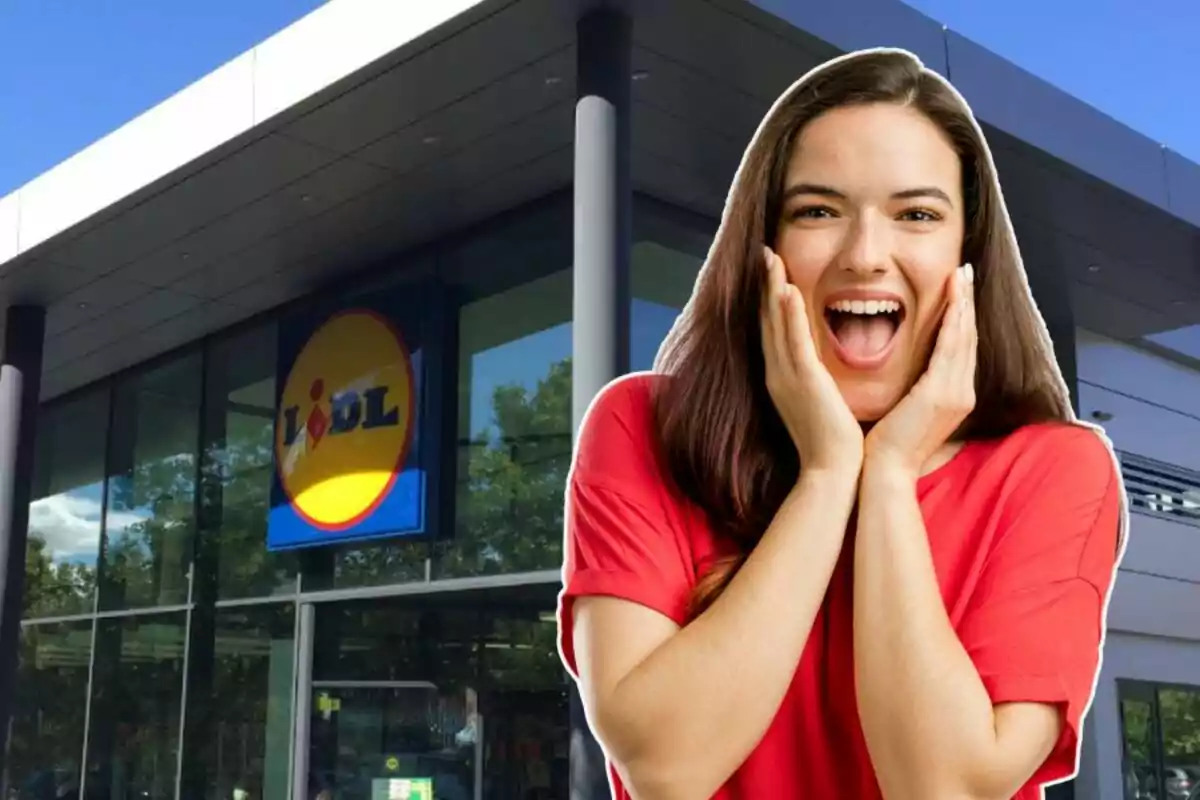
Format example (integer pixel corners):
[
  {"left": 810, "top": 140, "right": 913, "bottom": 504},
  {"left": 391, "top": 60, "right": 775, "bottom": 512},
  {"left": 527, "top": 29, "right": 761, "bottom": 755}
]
[{"left": 556, "top": 47, "right": 1126, "bottom": 800}]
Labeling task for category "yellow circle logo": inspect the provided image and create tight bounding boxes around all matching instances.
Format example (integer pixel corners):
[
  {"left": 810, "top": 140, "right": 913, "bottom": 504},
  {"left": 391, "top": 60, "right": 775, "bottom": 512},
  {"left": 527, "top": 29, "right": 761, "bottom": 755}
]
[{"left": 275, "top": 309, "right": 415, "bottom": 531}]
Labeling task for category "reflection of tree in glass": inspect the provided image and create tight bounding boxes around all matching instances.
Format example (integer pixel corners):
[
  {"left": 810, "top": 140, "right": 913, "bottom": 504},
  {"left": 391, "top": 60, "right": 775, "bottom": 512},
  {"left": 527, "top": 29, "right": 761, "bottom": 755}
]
[
  {"left": 101, "top": 451, "right": 196, "bottom": 608},
  {"left": 1160, "top": 688, "right": 1200, "bottom": 764},
  {"left": 6, "top": 622, "right": 91, "bottom": 799},
  {"left": 26, "top": 355, "right": 577, "bottom": 605},
  {"left": 24, "top": 537, "right": 97, "bottom": 618},
  {"left": 484, "top": 616, "right": 564, "bottom": 691},
  {"left": 199, "top": 414, "right": 297, "bottom": 598},
  {"left": 1123, "top": 700, "right": 1152, "bottom": 764},
  {"left": 84, "top": 617, "right": 186, "bottom": 800},
  {"left": 440, "top": 357, "right": 572, "bottom": 577}
]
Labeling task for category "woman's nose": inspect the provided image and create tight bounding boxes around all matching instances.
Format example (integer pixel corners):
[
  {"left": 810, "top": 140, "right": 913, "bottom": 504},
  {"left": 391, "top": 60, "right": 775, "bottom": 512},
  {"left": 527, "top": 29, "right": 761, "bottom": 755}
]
[{"left": 841, "top": 214, "right": 891, "bottom": 275}]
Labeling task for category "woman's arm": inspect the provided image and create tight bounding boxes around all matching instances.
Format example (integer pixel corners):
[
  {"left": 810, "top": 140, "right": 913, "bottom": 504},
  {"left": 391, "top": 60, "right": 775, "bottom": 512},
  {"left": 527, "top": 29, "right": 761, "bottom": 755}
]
[
  {"left": 852, "top": 461, "right": 1063, "bottom": 800},
  {"left": 851, "top": 266, "right": 1100, "bottom": 798},
  {"left": 573, "top": 466, "right": 858, "bottom": 800}
]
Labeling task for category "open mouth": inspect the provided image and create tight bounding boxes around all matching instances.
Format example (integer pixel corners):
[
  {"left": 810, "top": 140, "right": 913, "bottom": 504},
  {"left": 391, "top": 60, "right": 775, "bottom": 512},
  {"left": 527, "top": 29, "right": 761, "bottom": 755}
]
[{"left": 823, "top": 298, "right": 906, "bottom": 368}]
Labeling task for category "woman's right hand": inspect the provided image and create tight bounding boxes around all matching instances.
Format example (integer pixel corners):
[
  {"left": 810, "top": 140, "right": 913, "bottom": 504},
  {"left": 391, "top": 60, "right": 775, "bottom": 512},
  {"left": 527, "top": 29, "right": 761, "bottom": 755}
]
[{"left": 760, "top": 245, "right": 863, "bottom": 476}]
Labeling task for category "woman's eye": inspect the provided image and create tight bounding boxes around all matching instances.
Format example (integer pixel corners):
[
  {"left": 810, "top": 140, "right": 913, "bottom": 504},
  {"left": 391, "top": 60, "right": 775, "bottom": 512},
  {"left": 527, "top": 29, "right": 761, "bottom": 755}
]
[
  {"left": 898, "top": 208, "right": 942, "bottom": 222},
  {"left": 791, "top": 205, "right": 836, "bottom": 220}
]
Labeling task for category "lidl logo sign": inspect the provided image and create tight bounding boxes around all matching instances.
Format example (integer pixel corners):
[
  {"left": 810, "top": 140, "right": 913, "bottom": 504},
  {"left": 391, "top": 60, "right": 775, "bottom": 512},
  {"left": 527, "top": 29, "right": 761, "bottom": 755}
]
[{"left": 268, "top": 308, "right": 425, "bottom": 550}]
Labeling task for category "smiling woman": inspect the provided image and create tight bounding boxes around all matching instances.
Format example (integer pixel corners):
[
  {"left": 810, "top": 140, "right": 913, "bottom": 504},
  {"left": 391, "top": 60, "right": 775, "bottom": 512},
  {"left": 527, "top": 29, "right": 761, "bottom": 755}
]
[
  {"left": 558, "top": 47, "right": 1126, "bottom": 800},
  {"left": 775, "top": 102, "right": 967, "bottom": 421}
]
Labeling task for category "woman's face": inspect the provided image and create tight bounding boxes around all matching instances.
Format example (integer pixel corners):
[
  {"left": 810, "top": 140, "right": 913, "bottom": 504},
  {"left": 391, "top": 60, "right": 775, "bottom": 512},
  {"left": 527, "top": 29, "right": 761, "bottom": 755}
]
[{"left": 774, "top": 101, "right": 967, "bottom": 422}]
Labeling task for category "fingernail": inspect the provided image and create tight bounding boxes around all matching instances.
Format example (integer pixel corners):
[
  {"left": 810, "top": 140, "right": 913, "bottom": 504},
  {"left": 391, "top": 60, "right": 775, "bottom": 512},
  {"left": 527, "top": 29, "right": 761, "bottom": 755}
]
[
  {"left": 964, "top": 262, "right": 975, "bottom": 285},
  {"left": 763, "top": 246, "right": 773, "bottom": 268}
]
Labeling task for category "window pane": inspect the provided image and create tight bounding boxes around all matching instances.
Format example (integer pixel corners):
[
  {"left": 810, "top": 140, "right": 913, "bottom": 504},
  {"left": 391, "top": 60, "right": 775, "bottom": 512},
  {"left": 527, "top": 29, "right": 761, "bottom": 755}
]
[
  {"left": 630, "top": 240, "right": 704, "bottom": 372},
  {"left": 1120, "top": 680, "right": 1161, "bottom": 800},
  {"left": 26, "top": 388, "right": 109, "bottom": 618},
  {"left": 5, "top": 620, "right": 92, "bottom": 799},
  {"left": 201, "top": 323, "right": 297, "bottom": 600},
  {"left": 85, "top": 612, "right": 187, "bottom": 800},
  {"left": 308, "top": 588, "right": 567, "bottom": 799},
  {"left": 1159, "top": 686, "right": 1200, "bottom": 797},
  {"left": 101, "top": 354, "right": 201, "bottom": 610},
  {"left": 438, "top": 271, "right": 572, "bottom": 578},
  {"left": 180, "top": 604, "right": 295, "bottom": 800}
]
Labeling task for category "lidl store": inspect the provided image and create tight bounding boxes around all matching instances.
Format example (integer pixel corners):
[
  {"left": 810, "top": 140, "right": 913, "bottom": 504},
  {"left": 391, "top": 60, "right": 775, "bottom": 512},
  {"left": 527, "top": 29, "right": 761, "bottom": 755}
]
[{"left": 3, "top": 2, "right": 1200, "bottom": 800}]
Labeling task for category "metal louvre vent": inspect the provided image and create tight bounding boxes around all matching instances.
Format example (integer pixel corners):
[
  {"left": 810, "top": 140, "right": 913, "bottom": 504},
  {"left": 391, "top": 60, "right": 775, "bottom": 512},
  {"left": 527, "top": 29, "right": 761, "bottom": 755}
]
[{"left": 1119, "top": 451, "right": 1200, "bottom": 527}]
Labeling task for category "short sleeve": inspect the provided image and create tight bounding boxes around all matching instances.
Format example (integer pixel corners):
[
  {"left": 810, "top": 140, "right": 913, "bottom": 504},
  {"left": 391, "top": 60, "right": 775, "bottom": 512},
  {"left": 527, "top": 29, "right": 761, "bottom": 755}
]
[
  {"left": 556, "top": 375, "right": 695, "bottom": 679},
  {"left": 957, "top": 424, "right": 1124, "bottom": 786}
]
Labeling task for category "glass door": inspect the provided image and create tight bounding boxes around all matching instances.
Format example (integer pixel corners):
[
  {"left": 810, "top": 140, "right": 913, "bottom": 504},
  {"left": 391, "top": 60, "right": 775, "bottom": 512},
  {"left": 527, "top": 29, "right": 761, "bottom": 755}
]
[
  {"left": 292, "top": 588, "right": 568, "bottom": 800},
  {"left": 306, "top": 681, "right": 482, "bottom": 800}
]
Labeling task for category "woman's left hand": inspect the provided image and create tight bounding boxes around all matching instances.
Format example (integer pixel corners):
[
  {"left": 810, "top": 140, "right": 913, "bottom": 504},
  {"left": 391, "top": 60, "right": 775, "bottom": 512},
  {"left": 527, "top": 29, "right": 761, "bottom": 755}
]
[{"left": 863, "top": 262, "right": 978, "bottom": 480}]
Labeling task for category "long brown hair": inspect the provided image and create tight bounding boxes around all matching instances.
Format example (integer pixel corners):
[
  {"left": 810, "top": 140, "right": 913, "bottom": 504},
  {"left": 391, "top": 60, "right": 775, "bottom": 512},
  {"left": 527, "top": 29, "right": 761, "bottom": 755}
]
[{"left": 651, "top": 48, "right": 1074, "bottom": 621}]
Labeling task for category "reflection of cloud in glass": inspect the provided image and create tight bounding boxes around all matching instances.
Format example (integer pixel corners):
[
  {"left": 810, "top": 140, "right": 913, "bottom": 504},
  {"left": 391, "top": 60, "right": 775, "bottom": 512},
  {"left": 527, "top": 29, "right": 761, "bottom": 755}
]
[{"left": 28, "top": 489, "right": 147, "bottom": 563}]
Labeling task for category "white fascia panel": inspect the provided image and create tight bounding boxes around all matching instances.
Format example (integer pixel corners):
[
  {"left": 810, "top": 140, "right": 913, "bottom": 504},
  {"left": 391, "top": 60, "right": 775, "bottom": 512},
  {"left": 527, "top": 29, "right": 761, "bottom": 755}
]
[{"left": 3, "top": 0, "right": 487, "bottom": 268}]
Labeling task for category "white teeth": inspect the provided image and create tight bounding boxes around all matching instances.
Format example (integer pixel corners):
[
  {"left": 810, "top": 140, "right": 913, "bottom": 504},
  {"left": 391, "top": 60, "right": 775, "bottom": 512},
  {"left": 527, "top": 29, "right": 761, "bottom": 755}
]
[{"left": 826, "top": 299, "right": 902, "bottom": 315}]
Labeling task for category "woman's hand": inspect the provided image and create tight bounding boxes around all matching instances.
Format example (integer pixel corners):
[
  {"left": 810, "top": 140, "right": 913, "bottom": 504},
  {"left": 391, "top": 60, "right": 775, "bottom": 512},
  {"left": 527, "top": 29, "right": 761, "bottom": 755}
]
[
  {"left": 864, "top": 263, "right": 977, "bottom": 480},
  {"left": 761, "top": 245, "right": 863, "bottom": 476}
]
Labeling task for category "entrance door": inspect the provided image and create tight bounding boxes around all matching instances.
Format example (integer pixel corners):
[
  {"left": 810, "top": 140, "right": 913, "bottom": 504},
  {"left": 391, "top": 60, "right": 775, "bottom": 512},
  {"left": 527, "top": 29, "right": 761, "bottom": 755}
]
[
  {"left": 307, "top": 681, "right": 482, "bottom": 800},
  {"left": 291, "top": 588, "right": 568, "bottom": 800}
]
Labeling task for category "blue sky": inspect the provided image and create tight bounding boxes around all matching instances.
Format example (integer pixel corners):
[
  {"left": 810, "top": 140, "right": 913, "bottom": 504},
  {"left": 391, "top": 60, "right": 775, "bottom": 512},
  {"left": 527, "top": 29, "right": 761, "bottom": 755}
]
[
  {"left": 0, "top": 0, "right": 326, "bottom": 197},
  {"left": 901, "top": 0, "right": 1197, "bottom": 163},
  {"left": 0, "top": 0, "right": 1196, "bottom": 198}
]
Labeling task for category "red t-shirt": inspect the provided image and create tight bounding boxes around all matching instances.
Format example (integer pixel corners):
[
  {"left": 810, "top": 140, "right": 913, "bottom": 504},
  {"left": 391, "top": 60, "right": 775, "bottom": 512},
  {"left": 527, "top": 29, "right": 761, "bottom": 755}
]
[{"left": 557, "top": 373, "right": 1123, "bottom": 800}]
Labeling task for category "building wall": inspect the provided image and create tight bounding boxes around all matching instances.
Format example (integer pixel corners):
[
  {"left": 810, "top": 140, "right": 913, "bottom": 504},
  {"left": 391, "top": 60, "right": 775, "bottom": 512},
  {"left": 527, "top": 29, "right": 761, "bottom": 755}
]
[{"left": 1074, "top": 328, "right": 1200, "bottom": 800}]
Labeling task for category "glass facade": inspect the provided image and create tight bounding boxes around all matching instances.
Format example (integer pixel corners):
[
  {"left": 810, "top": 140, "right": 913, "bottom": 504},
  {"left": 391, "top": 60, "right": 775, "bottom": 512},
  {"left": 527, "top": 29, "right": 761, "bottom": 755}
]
[
  {"left": 27, "top": 388, "right": 108, "bottom": 618},
  {"left": 440, "top": 269, "right": 573, "bottom": 579},
  {"left": 16, "top": 195, "right": 705, "bottom": 800}
]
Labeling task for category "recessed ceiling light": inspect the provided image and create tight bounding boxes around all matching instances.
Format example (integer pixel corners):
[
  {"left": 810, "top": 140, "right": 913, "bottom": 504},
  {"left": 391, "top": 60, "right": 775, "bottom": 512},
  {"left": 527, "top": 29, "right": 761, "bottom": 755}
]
[
  {"left": 632, "top": 70, "right": 650, "bottom": 81},
  {"left": 77, "top": 302, "right": 89, "bottom": 310},
  {"left": 180, "top": 252, "right": 190, "bottom": 261},
  {"left": 423, "top": 135, "right": 440, "bottom": 145},
  {"left": 544, "top": 75, "right": 561, "bottom": 86},
  {"left": 1087, "top": 264, "right": 1101, "bottom": 273},
  {"left": 300, "top": 194, "right": 312, "bottom": 203}
]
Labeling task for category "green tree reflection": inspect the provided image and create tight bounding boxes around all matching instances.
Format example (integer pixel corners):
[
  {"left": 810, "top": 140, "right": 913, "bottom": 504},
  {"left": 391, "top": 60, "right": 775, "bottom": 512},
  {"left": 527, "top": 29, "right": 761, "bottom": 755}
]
[
  {"left": 24, "top": 537, "right": 96, "bottom": 618},
  {"left": 440, "top": 356, "right": 572, "bottom": 577},
  {"left": 1160, "top": 687, "right": 1200, "bottom": 765}
]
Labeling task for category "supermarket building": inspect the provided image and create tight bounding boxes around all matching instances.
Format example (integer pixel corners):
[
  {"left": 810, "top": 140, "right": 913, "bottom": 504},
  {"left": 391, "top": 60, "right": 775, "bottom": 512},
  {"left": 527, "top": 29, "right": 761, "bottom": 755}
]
[{"left": 1, "top": 1, "right": 1199, "bottom": 799}]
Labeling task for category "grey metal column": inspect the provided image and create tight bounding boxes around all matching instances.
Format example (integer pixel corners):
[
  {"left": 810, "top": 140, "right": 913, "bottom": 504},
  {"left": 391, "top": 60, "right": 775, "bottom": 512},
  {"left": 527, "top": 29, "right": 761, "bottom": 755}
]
[
  {"left": 0, "top": 305, "right": 45, "bottom": 775},
  {"left": 572, "top": 6, "right": 632, "bottom": 432},
  {"left": 571, "top": 7, "right": 632, "bottom": 800}
]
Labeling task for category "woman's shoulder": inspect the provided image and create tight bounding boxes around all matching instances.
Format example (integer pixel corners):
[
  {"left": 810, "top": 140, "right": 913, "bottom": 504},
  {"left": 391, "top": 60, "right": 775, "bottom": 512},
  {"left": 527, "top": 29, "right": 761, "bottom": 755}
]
[
  {"left": 573, "top": 372, "right": 672, "bottom": 487},
  {"left": 973, "top": 419, "right": 1124, "bottom": 550},
  {"left": 581, "top": 371, "right": 665, "bottom": 422},
  {"left": 964, "top": 420, "right": 1125, "bottom": 586},
  {"left": 988, "top": 419, "right": 1119, "bottom": 489}
]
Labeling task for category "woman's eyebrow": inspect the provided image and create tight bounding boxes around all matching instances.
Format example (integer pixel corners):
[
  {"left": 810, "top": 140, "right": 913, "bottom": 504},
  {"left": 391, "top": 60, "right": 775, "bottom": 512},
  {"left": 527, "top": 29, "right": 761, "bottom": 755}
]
[
  {"left": 782, "top": 183, "right": 846, "bottom": 201},
  {"left": 891, "top": 186, "right": 954, "bottom": 205},
  {"left": 782, "top": 183, "right": 954, "bottom": 207}
]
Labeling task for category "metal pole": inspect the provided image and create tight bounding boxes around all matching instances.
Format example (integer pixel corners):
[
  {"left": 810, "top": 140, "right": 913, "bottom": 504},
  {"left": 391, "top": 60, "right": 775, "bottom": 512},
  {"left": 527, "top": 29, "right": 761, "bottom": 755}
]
[
  {"left": 291, "top": 603, "right": 315, "bottom": 800},
  {"left": 0, "top": 305, "right": 45, "bottom": 777},
  {"left": 571, "top": 6, "right": 632, "bottom": 434},
  {"left": 570, "top": 8, "right": 631, "bottom": 800}
]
